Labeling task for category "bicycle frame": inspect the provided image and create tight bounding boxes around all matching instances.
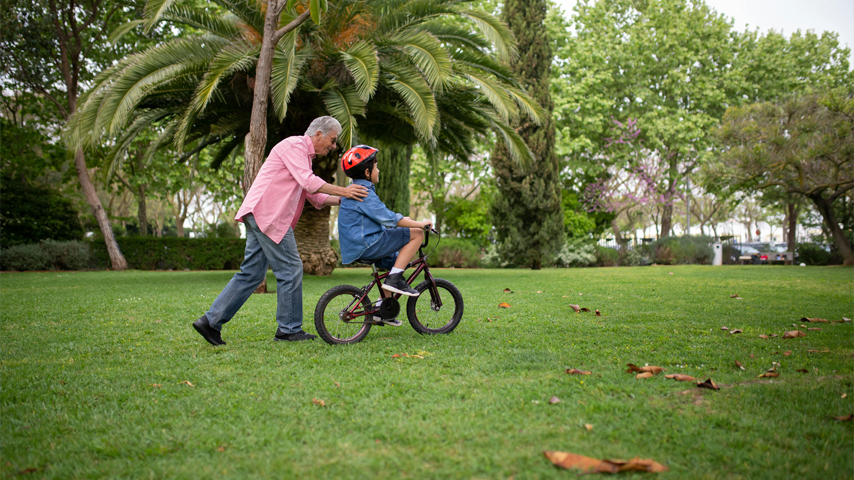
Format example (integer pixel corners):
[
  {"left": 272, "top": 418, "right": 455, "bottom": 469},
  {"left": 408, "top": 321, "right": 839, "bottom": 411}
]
[{"left": 340, "top": 229, "right": 442, "bottom": 324}]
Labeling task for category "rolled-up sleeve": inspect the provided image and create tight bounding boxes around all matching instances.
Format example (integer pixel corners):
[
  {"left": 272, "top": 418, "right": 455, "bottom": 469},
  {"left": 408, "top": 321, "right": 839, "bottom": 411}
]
[
  {"left": 281, "top": 143, "right": 327, "bottom": 193},
  {"left": 360, "top": 195, "right": 403, "bottom": 228},
  {"left": 306, "top": 192, "right": 330, "bottom": 209}
]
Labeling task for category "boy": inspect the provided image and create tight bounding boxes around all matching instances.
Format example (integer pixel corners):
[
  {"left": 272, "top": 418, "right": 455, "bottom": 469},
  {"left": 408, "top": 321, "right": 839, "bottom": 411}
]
[{"left": 337, "top": 145, "right": 432, "bottom": 325}]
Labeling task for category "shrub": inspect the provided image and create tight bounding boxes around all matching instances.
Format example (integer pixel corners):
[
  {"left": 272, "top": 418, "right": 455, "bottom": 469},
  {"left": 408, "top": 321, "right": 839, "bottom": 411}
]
[
  {"left": 0, "top": 244, "right": 52, "bottom": 271},
  {"left": 90, "top": 237, "right": 246, "bottom": 270},
  {"left": 479, "top": 244, "right": 508, "bottom": 268},
  {"left": 625, "top": 245, "right": 652, "bottom": 266},
  {"left": 595, "top": 245, "right": 620, "bottom": 266},
  {"left": 39, "top": 240, "right": 93, "bottom": 270},
  {"left": 430, "top": 237, "right": 481, "bottom": 268},
  {"left": 554, "top": 239, "right": 596, "bottom": 267},
  {"left": 0, "top": 174, "right": 84, "bottom": 247},
  {"left": 651, "top": 235, "right": 714, "bottom": 265},
  {"left": 796, "top": 242, "right": 832, "bottom": 265}
]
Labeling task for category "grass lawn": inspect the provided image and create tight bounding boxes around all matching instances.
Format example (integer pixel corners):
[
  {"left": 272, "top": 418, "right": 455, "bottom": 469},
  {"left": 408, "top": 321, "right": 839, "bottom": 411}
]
[{"left": 1, "top": 265, "right": 852, "bottom": 479}]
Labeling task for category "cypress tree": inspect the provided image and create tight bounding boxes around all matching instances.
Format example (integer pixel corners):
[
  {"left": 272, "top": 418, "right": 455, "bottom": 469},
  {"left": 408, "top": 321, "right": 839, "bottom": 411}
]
[
  {"left": 375, "top": 142, "right": 413, "bottom": 215},
  {"left": 490, "top": 0, "right": 564, "bottom": 269}
]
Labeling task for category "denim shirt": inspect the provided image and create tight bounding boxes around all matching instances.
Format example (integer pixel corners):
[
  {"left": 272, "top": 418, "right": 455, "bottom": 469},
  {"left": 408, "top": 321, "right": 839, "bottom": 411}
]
[{"left": 338, "top": 179, "right": 404, "bottom": 265}]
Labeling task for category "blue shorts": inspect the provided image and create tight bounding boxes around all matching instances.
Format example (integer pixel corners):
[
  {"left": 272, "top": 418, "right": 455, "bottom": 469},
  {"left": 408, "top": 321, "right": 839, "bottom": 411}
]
[{"left": 358, "top": 227, "right": 411, "bottom": 270}]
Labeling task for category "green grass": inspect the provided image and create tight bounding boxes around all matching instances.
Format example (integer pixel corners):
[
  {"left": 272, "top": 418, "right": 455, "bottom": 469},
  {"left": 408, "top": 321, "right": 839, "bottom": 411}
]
[{"left": 1, "top": 266, "right": 852, "bottom": 479}]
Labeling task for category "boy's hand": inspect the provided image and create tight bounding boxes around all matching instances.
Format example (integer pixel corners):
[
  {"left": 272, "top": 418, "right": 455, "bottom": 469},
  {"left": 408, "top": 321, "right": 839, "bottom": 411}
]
[
  {"left": 421, "top": 221, "right": 433, "bottom": 230},
  {"left": 342, "top": 184, "right": 369, "bottom": 201}
]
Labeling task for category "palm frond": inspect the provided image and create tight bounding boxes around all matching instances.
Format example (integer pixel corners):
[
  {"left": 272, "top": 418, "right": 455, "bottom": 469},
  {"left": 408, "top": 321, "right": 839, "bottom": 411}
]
[
  {"left": 450, "top": 50, "right": 517, "bottom": 85},
  {"left": 417, "top": 21, "right": 490, "bottom": 51},
  {"left": 375, "top": 0, "right": 457, "bottom": 34},
  {"left": 143, "top": 119, "right": 180, "bottom": 165},
  {"left": 143, "top": 0, "right": 178, "bottom": 33},
  {"left": 162, "top": 7, "right": 243, "bottom": 39},
  {"left": 457, "top": 9, "right": 517, "bottom": 63},
  {"left": 463, "top": 71, "right": 516, "bottom": 123},
  {"left": 108, "top": 20, "right": 145, "bottom": 45},
  {"left": 505, "top": 85, "right": 545, "bottom": 125},
  {"left": 270, "top": 39, "right": 311, "bottom": 121},
  {"left": 104, "top": 108, "right": 174, "bottom": 179},
  {"left": 390, "top": 30, "right": 452, "bottom": 92},
  {"left": 189, "top": 39, "right": 259, "bottom": 120},
  {"left": 209, "top": 135, "right": 243, "bottom": 170},
  {"left": 321, "top": 86, "right": 366, "bottom": 150},
  {"left": 341, "top": 41, "right": 380, "bottom": 102},
  {"left": 384, "top": 61, "right": 438, "bottom": 143},
  {"left": 475, "top": 105, "right": 533, "bottom": 167},
  {"left": 209, "top": 0, "right": 264, "bottom": 33}
]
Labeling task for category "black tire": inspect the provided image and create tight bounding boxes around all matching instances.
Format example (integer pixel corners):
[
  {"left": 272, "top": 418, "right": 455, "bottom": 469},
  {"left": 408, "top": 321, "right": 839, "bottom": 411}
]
[
  {"left": 406, "top": 278, "right": 464, "bottom": 334},
  {"left": 314, "top": 285, "right": 372, "bottom": 345}
]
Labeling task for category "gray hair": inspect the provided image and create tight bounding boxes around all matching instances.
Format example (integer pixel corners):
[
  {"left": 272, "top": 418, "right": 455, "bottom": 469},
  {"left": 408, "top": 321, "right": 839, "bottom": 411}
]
[{"left": 305, "top": 116, "right": 342, "bottom": 137}]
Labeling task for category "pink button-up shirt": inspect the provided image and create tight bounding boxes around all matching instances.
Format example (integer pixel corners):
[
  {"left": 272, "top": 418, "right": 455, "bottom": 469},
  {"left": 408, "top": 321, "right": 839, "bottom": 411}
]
[{"left": 234, "top": 135, "right": 330, "bottom": 244}]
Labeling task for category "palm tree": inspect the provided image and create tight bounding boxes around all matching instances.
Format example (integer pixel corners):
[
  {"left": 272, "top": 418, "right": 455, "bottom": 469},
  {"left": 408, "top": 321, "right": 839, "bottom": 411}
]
[{"left": 68, "top": 0, "right": 543, "bottom": 274}]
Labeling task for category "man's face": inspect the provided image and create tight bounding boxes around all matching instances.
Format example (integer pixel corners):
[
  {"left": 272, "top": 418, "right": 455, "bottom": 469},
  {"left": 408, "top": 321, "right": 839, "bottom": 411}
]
[{"left": 313, "top": 131, "right": 339, "bottom": 156}]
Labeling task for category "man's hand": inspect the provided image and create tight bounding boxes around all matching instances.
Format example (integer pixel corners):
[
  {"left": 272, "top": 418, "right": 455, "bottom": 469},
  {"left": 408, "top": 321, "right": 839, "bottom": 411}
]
[{"left": 341, "top": 183, "right": 369, "bottom": 201}]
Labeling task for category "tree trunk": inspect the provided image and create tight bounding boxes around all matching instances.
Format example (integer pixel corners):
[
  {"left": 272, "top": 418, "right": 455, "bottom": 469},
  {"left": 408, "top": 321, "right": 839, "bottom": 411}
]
[
  {"left": 659, "top": 155, "right": 678, "bottom": 237},
  {"left": 137, "top": 183, "right": 148, "bottom": 236},
  {"left": 376, "top": 143, "right": 412, "bottom": 215},
  {"left": 786, "top": 202, "right": 798, "bottom": 253},
  {"left": 660, "top": 203, "right": 673, "bottom": 238},
  {"left": 809, "top": 193, "right": 853, "bottom": 265},
  {"left": 74, "top": 148, "right": 128, "bottom": 270},
  {"left": 294, "top": 204, "right": 337, "bottom": 275},
  {"left": 611, "top": 218, "right": 623, "bottom": 242}
]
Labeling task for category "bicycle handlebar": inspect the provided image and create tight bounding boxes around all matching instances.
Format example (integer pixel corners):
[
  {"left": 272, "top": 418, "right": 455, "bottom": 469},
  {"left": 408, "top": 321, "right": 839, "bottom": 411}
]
[{"left": 421, "top": 226, "right": 438, "bottom": 248}]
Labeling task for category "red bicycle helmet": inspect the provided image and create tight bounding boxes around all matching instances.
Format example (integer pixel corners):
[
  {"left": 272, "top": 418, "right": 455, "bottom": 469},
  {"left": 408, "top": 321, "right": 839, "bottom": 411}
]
[{"left": 341, "top": 145, "right": 378, "bottom": 174}]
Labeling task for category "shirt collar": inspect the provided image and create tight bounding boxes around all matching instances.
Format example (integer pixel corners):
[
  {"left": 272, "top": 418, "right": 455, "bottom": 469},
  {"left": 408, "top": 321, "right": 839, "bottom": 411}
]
[
  {"left": 353, "top": 178, "right": 375, "bottom": 189},
  {"left": 303, "top": 135, "right": 316, "bottom": 158}
]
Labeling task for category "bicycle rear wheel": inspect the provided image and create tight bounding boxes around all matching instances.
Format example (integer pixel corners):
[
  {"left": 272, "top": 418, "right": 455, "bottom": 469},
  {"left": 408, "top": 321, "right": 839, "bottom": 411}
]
[
  {"left": 406, "top": 278, "right": 464, "bottom": 334},
  {"left": 314, "top": 285, "right": 372, "bottom": 345}
]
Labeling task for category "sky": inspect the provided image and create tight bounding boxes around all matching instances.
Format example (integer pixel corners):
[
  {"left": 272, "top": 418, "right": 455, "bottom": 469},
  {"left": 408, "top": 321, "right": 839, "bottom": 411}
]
[{"left": 553, "top": 0, "right": 854, "bottom": 67}]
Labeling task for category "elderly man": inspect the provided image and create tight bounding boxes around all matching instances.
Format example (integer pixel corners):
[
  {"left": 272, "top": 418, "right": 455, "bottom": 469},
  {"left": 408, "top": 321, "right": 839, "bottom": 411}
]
[{"left": 192, "top": 116, "right": 368, "bottom": 345}]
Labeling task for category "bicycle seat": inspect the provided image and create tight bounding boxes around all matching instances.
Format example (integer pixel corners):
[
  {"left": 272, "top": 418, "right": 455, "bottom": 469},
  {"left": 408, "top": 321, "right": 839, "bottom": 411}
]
[{"left": 355, "top": 259, "right": 389, "bottom": 271}]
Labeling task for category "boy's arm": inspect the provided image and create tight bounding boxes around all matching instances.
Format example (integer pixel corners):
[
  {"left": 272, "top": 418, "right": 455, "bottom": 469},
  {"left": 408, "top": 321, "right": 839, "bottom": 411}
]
[
  {"left": 396, "top": 216, "right": 432, "bottom": 229},
  {"left": 359, "top": 193, "right": 403, "bottom": 228}
]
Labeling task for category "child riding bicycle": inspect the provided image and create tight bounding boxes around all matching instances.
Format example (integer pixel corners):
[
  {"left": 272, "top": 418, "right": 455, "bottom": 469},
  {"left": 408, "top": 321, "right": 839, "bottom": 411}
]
[{"left": 338, "top": 145, "right": 432, "bottom": 324}]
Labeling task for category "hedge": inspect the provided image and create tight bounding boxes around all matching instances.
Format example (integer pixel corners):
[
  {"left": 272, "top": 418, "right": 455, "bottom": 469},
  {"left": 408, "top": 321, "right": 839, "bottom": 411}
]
[{"left": 91, "top": 237, "right": 246, "bottom": 270}]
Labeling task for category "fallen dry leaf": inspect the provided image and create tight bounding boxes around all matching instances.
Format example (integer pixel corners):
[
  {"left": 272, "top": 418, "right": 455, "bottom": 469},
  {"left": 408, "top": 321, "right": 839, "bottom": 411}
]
[
  {"left": 783, "top": 330, "right": 807, "bottom": 339},
  {"left": 697, "top": 378, "right": 720, "bottom": 391},
  {"left": 668, "top": 272, "right": 674, "bottom": 275},
  {"left": 771, "top": 334, "right": 779, "bottom": 338},
  {"left": 665, "top": 374, "right": 697, "bottom": 382},
  {"left": 549, "top": 396, "right": 561, "bottom": 404},
  {"left": 842, "top": 317, "right": 851, "bottom": 323},
  {"left": 750, "top": 353, "right": 755, "bottom": 358},
  {"left": 180, "top": 381, "right": 194, "bottom": 387},
  {"left": 584, "top": 424, "right": 593, "bottom": 431},
  {"left": 595, "top": 309, "right": 602, "bottom": 317},
  {"left": 758, "top": 334, "right": 769, "bottom": 339},
  {"left": 391, "top": 354, "right": 400, "bottom": 358},
  {"left": 841, "top": 393, "right": 847, "bottom": 399},
  {"left": 830, "top": 414, "right": 853, "bottom": 422},
  {"left": 800, "top": 317, "right": 829, "bottom": 323},
  {"left": 217, "top": 446, "right": 226, "bottom": 452},
  {"left": 543, "top": 451, "right": 668, "bottom": 473},
  {"left": 759, "top": 372, "right": 780, "bottom": 378},
  {"left": 150, "top": 384, "right": 162, "bottom": 388},
  {"left": 796, "top": 369, "right": 809, "bottom": 373},
  {"left": 636, "top": 372, "right": 654, "bottom": 379},
  {"left": 566, "top": 368, "right": 592, "bottom": 375},
  {"left": 626, "top": 364, "right": 664, "bottom": 374},
  {"left": 580, "top": 307, "right": 591, "bottom": 312},
  {"left": 537, "top": 290, "right": 543, "bottom": 293},
  {"left": 503, "top": 288, "right": 513, "bottom": 293},
  {"left": 730, "top": 329, "right": 743, "bottom": 334},
  {"left": 334, "top": 382, "right": 340, "bottom": 388},
  {"left": 569, "top": 304, "right": 580, "bottom": 313},
  {"left": 808, "top": 328, "right": 822, "bottom": 331},
  {"left": 800, "top": 324, "right": 807, "bottom": 328},
  {"left": 783, "top": 351, "right": 792, "bottom": 356},
  {"left": 721, "top": 326, "right": 729, "bottom": 331},
  {"left": 808, "top": 350, "right": 830, "bottom": 353},
  {"left": 312, "top": 398, "right": 326, "bottom": 407},
  {"left": 735, "top": 361, "right": 745, "bottom": 370},
  {"left": 498, "top": 302, "right": 511, "bottom": 308},
  {"left": 730, "top": 294, "right": 741, "bottom": 298}
]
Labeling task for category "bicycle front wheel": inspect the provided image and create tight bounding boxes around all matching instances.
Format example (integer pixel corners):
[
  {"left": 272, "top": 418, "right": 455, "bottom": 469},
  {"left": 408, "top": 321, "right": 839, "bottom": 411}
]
[
  {"left": 406, "top": 278, "right": 464, "bottom": 334},
  {"left": 314, "top": 285, "right": 372, "bottom": 345}
]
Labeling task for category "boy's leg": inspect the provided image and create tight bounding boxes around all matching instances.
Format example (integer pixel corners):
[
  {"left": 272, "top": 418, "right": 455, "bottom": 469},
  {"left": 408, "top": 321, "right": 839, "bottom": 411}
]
[{"left": 392, "top": 227, "right": 424, "bottom": 270}]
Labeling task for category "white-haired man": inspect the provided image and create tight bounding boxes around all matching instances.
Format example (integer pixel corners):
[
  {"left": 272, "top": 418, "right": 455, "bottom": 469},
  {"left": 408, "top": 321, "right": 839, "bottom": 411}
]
[{"left": 193, "top": 116, "right": 368, "bottom": 345}]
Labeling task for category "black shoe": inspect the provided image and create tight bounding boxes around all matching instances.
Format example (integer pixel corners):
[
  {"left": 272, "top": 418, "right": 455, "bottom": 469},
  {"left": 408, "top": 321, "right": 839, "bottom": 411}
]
[
  {"left": 373, "top": 316, "right": 402, "bottom": 327},
  {"left": 382, "top": 273, "right": 419, "bottom": 296},
  {"left": 192, "top": 315, "right": 226, "bottom": 346},
  {"left": 274, "top": 330, "right": 317, "bottom": 342}
]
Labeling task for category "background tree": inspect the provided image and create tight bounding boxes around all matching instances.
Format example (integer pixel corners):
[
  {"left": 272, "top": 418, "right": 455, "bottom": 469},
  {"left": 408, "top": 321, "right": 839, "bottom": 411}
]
[
  {"left": 718, "top": 91, "right": 854, "bottom": 264},
  {"left": 553, "top": 0, "right": 742, "bottom": 238},
  {"left": 0, "top": 0, "right": 150, "bottom": 269},
  {"left": 490, "top": 0, "right": 563, "bottom": 269}
]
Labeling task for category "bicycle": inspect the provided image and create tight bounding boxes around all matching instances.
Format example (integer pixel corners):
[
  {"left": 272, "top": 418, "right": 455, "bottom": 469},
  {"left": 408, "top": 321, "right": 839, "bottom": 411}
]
[{"left": 314, "top": 228, "right": 464, "bottom": 345}]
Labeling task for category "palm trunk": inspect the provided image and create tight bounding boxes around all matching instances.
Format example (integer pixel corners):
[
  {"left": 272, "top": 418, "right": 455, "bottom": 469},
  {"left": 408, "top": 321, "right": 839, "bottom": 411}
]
[
  {"left": 809, "top": 193, "right": 853, "bottom": 265},
  {"left": 74, "top": 148, "right": 127, "bottom": 270},
  {"left": 294, "top": 204, "right": 337, "bottom": 276}
]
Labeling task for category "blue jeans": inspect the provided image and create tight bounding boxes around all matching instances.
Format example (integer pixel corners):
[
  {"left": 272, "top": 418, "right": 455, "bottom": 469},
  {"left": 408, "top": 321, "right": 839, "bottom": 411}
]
[{"left": 205, "top": 214, "right": 304, "bottom": 335}]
